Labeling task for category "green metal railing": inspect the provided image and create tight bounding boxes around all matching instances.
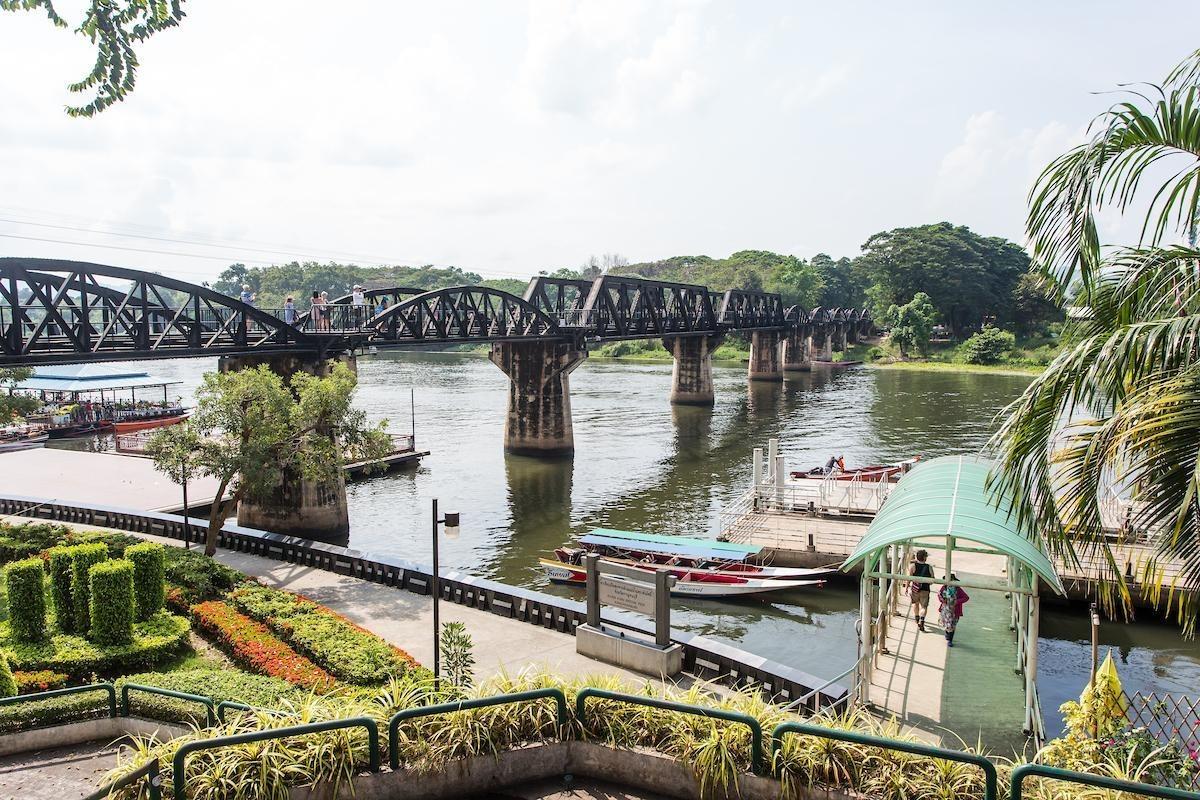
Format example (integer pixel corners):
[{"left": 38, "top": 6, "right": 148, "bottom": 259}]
[
  {"left": 772, "top": 721, "right": 999, "bottom": 800},
  {"left": 216, "top": 700, "right": 255, "bottom": 722},
  {"left": 82, "top": 757, "right": 162, "bottom": 800},
  {"left": 388, "top": 688, "right": 568, "bottom": 769},
  {"left": 0, "top": 682, "right": 117, "bottom": 718},
  {"left": 173, "top": 716, "right": 381, "bottom": 797},
  {"left": 121, "top": 682, "right": 216, "bottom": 726},
  {"left": 575, "top": 687, "right": 765, "bottom": 775},
  {"left": 1010, "top": 763, "right": 1200, "bottom": 800}
]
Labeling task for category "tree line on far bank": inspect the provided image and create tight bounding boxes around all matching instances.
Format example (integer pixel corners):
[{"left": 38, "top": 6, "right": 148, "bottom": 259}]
[{"left": 210, "top": 221, "right": 1063, "bottom": 347}]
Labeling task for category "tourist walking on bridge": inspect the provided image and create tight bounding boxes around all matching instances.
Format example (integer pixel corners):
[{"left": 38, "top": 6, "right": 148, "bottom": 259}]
[
  {"left": 909, "top": 549, "right": 934, "bottom": 632},
  {"left": 938, "top": 575, "right": 969, "bottom": 647}
]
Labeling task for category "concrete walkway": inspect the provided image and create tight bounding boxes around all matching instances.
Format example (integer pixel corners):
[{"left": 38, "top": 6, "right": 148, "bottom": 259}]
[
  {"left": 1, "top": 516, "right": 649, "bottom": 686},
  {"left": 0, "top": 741, "right": 121, "bottom": 800}
]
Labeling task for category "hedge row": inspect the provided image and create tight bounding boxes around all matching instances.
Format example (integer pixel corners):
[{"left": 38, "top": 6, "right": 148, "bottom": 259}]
[
  {"left": 230, "top": 585, "right": 422, "bottom": 685},
  {"left": 116, "top": 669, "right": 300, "bottom": 724},
  {"left": 190, "top": 601, "right": 335, "bottom": 691},
  {"left": 4, "top": 558, "right": 46, "bottom": 643},
  {"left": 0, "top": 611, "right": 190, "bottom": 679}
]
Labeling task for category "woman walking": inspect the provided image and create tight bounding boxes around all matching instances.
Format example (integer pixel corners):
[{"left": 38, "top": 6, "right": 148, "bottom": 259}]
[{"left": 938, "top": 574, "right": 969, "bottom": 647}]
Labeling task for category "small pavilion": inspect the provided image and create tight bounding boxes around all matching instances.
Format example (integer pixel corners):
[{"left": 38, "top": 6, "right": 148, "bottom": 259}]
[{"left": 842, "top": 455, "right": 1065, "bottom": 745}]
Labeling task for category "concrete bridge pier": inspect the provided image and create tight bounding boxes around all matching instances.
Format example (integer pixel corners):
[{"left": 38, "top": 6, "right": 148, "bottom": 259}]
[
  {"left": 489, "top": 341, "right": 587, "bottom": 457},
  {"left": 217, "top": 353, "right": 355, "bottom": 542},
  {"left": 748, "top": 331, "right": 783, "bottom": 381},
  {"left": 846, "top": 322, "right": 860, "bottom": 345},
  {"left": 832, "top": 323, "right": 848, "bottom": 353},
  {"left": 810, "top": 329, "right": 833, "bottom": 362},
  {"left": 664, "top": 334, "right": 722, "bottom": 405},
  {"left": 782, "top": 327, "right": 811, "bottom": 372}
]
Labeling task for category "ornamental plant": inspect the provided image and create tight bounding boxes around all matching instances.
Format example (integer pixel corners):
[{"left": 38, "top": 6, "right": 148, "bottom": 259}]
[
  {"left": 191, "top": 600, "right": 335, "bottom": 691},
  {"left": 0, "top": 651, "right": 15, "bottom": 697},
  {"left": 47, "top": 546, "right": 77, "bottom": 633},
  {"left": 88, "top": 560, "right": 135, "bottom": 646},
  {"left": 4, "top": 558, "right": 46, "bottom": 643},
  {"left": 70, "top": 543, "right": 108, "bottom": 633},
  {"left": 125, "top": 543, "right": 166, "bottom": 621}
]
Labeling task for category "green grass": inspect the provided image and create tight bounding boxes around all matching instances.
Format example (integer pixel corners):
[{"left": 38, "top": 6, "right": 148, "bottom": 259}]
[{"left": 867, "top": 360, "right": 1044, "bottom": 376}]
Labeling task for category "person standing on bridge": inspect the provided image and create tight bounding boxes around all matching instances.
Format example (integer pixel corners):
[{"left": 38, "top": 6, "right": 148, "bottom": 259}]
[
  {"left": 351, "top": 285, "right": 367, "bottom": 328},
  {"left": 310, "top": 290, "right": 325, "bottom": 332},
  {"left": 240, "top": 284, "right": 256, "bottom": 334},
  {"left": 938, "top": 574, "right": 969, "bottom": 647},
  {"left": 284, "top": 296, "right": 296, "bottom": 326},
  {"left": 909, "top": 549, "right": 934, "bottom": 632}
]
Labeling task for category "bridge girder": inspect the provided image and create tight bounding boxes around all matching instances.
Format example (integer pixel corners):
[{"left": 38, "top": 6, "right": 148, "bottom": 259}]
[{"left": 370, "top": 285, "right": 565, "bottom": 344}]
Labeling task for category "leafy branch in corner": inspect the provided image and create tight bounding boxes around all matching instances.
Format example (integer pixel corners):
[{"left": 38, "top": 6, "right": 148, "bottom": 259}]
[{"left": 1, "top": 0, "right": 186, "bottom": 116}]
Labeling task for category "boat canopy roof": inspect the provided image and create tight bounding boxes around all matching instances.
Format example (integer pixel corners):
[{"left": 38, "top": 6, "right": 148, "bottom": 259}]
[
  {"left": 15, "top": 364, "right": 181, "bottom": 394},
  {"left": 581, "top": 528, "right": 762, "bottom": 561}
]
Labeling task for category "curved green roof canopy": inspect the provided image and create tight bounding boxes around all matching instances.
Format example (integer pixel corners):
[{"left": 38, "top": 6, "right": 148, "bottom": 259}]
[{"left": 842, "top": 455, "right": 1065, "bottom": 595}]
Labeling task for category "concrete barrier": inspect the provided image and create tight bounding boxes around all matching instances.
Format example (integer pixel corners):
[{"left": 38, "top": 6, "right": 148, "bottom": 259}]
[
  {"left": 292, "top": 741, "right": 845, "bottom": 800},
  {"left": 0, "top": 717, "right": 190, "bottom": 757}
]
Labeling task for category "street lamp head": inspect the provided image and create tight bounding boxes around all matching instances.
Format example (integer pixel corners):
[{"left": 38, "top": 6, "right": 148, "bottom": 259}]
[{"left": 443, "top": 511, "right": 460, "bottom": 539}]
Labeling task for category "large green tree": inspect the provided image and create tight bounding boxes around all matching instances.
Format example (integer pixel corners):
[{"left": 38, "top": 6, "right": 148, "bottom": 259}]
[
  {"left": 147, "top": 362, "right": 390, "bottom": 556},
  {"left": 990, "top": 48, "right": 1200, "bottom": 627},
  {"left": 1, "top": 0, "right": 185, "bottom": 117},
  {"left": 857, "top": 222, "right": 1029, "bottom": 338},
  {"left": 0, "top": 367, "right": 37, "bottom": 422}
]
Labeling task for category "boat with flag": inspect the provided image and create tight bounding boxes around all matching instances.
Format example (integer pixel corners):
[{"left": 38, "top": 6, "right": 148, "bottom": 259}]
[{"left": 541, "top": 528, "right": 835, "bottom": 598}]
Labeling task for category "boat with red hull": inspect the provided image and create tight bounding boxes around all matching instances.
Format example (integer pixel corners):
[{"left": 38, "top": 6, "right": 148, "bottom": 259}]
[
  {"left": 789, "top": 457, "right": 919, "bottom": 482},
  {"left": 112, "top": 413, "right": 189, "bottom": 434}
]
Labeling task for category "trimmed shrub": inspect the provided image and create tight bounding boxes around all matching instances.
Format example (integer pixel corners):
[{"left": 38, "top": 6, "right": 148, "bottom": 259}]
[
  {"left": 0, "top": 611, "right": 190, "bottom": 679},
  {"left": 47, "top": 546, "right": 77, "bottom": 633},
  {"left": 163, "top": 547, "right": 245, "bottom": 603},
  {"left": 0, "top": 690, "right": 109, "bottom": 734},
  {"left": 0, "top": 522, "right": 70, "bottom": 565},
  {"left": 116, "top": 669, "right": 299, "bottom": 724},
  {"left": 4, "top": 558, "right": 47, "bottom": 643},
  {"left": 70, "top": 543, "right": 108, "bottom": 633},
  {"left": 126, "top": 543, "right": 166, "bottom": 621},
  {"left": 13, "top": 669, "right": 68, "bottom": 695},
  {"left": 0, "top": 651, "right": 16, "bottom": 697},
  {"left": 88, "top": 559, "right": 135, "bottom": 646}
]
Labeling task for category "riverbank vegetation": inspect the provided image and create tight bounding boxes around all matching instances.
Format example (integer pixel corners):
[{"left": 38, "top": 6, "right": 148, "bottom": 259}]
[{"left": 990, "top": 46, "right": 1200, "bottom": 630}]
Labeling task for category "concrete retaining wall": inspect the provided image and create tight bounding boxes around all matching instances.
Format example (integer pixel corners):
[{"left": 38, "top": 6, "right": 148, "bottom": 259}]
[
  {"left": 0, "top": 717, "right": 189, "bottom": 757},
  {"left": 294, "top": 741, "right": 854, "bottom": 800}
]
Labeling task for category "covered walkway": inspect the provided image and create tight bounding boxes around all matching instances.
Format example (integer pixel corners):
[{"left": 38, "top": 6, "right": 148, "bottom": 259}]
[{"left": 843, "top": 456, "right": 1065, "bottom": 752}]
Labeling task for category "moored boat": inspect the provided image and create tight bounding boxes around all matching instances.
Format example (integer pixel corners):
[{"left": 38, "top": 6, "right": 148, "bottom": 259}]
[
  {"left": 561, "top": 528, "right": 808, "bottom": 575},
  {"left": 539, "top": 558, "right": 824, "bottom": 598},
  {"left": 112, "top": 413, "right": 189, "bottom": 434},
  {"left": 789, "top": 456, "right": 919, "bottom": 482}
]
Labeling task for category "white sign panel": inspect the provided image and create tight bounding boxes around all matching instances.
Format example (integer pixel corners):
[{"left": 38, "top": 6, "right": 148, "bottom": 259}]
[{"left": 598, "top": 575, "right": 656, "bottom": 616}]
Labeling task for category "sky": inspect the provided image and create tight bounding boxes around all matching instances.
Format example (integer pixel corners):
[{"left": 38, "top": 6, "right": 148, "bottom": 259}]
[{"left": 1, "top": 1, "right": 1197, "bottom": 285}]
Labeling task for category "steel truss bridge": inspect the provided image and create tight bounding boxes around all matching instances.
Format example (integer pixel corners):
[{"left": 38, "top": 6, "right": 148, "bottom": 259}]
[{"left": 1, "top": 258, "right": 872, "bottom": 366}]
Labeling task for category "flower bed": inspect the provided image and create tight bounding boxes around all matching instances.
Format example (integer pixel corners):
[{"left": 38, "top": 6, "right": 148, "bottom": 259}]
[
  {"left": 13, "top": 669, "right": 69, "bottom": 694},
  {"left": 191, "top": 601, "right": 335, "bottom": 691},
  {"left": 229, "top": 584, "right": 422, "bottom": 685},
  {"left": 0, "top": 611, "right": 190, "bottom": 679}
]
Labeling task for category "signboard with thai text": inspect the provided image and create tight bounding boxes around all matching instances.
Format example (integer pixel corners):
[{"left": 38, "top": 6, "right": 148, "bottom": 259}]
[{"left": 598, "top": 575, "right": 656, "bottom": 616}]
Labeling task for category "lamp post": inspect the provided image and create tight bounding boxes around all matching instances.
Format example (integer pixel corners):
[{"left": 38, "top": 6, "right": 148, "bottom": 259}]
[{"left": 431, "top": 498, "right": 460, "bottom": 694}]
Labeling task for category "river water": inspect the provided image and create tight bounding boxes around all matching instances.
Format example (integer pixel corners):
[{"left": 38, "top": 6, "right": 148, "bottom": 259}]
[{"left": 51, "top": 352, "right": 1200, "bottom": 740}]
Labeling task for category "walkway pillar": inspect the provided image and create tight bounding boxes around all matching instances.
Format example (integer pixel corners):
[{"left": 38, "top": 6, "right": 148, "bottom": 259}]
[
  {"left": 782, "top": 327, "right": 811, "bottom": 372},
  {"left": 748, "top": 331, "right": 783, "bottom": 382},
  {"left": 664, "top": 334, "right": 722, "bottom": 405},
  {"left": 489, "top": 340, "right": 587, "bottom": 457},
  {"left": 217, "top": 353, "right": 356, "bottom": 542}
]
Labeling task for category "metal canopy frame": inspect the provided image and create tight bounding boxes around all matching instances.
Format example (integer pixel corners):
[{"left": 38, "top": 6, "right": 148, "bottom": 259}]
[{"left": 841, "top": 455, "right": 1063, "bottom": 740}]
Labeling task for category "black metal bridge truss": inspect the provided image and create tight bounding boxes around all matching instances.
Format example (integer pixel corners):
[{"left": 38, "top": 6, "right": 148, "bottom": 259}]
[{"left": 1, "top": 258, "right": 872, "bottom": 365}]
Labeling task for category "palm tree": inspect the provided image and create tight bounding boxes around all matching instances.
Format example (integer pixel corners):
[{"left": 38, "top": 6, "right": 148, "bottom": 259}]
[{"left": 990, "top": 48, "right": 1200, "bottom": 628}]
